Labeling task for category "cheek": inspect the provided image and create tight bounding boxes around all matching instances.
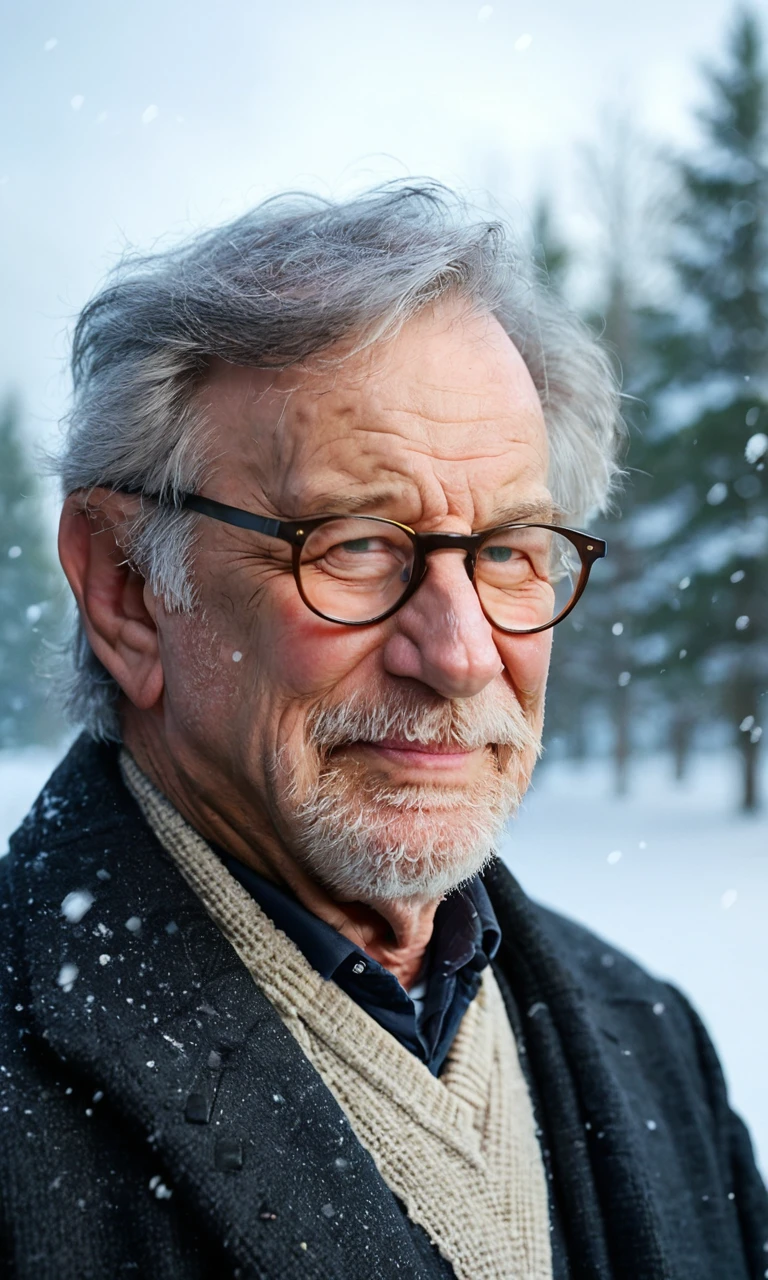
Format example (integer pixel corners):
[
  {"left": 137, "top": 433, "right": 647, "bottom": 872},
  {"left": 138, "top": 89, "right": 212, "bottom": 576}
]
[
  {"left": 496, "top": 629, "right": 552, "bottom": 714},
  {"left": 266, "top": 590, "right": 385, "bottom": 698}
]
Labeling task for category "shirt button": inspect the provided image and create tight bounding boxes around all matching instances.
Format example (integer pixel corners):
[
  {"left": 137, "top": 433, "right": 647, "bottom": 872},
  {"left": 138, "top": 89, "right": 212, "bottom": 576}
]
[{"left": 352, "top": 960, "right": 366, "bottom": 975}]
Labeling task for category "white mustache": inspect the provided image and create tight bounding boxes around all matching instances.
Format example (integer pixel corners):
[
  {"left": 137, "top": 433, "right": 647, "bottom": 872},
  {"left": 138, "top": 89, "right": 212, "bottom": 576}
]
[{"left": 305, "top": 685, "right": 541, "bottom": 758}]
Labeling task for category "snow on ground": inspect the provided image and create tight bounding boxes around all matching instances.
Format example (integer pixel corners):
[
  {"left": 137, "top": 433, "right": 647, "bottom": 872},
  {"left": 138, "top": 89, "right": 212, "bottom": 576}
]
[{"left": 2, "top": 744, "right": 767, "bottom": 1178}]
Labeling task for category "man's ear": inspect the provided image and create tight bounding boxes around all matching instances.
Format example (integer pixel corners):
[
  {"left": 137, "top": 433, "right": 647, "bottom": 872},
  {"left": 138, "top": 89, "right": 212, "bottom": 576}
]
[{"left": 58, "top": 490, "right": 164, "bottom": 712}]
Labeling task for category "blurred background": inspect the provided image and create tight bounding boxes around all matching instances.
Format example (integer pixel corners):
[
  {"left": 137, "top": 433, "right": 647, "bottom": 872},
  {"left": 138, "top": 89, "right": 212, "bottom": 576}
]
[{"left": 1, "top": 1, "right": 766, "bottom": 1169}]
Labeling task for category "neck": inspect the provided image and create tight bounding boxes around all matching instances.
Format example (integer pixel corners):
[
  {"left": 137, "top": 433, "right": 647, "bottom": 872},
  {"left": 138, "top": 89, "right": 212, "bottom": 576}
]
[{"left": 122, "top": 720, "right": 438, "bottom": 990}]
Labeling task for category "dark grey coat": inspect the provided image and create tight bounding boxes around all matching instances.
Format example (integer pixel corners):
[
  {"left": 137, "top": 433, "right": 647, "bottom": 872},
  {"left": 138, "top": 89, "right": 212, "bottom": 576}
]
[{"left": 1, "top": 736, "right": 766, "bottom": 1279}]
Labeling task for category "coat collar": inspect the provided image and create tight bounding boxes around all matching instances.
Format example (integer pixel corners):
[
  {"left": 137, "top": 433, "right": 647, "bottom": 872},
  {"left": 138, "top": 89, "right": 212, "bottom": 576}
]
[{"left": 10, "top": 736, "right": 440, "bottom": 1279}]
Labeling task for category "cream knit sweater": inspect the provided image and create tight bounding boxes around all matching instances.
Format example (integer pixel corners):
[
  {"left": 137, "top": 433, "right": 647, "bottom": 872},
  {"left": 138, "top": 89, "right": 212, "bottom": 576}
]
[{"left": 121, "top": 753, "right": 553, "bottom": 1280}]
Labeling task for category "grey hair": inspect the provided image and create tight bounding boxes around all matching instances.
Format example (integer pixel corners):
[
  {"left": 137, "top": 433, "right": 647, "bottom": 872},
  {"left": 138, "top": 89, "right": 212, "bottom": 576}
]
[{"left": 55, "top": 180, "right": 624, "bottom": 740}]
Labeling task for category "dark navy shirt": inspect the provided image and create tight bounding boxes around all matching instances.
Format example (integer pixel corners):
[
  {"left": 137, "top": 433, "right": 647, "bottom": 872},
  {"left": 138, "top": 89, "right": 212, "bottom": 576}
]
[{"left": 216, "top": 849, "right": 501, "bottom": 1076}]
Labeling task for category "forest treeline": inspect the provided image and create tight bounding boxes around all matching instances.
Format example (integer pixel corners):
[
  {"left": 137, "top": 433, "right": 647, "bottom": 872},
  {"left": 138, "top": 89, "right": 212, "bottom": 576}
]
[
  {"left": 0, "top": 9, "right": 766, "bottom": 808},
  {"left": 534, "top": 8, "right": 767, "bottom": 810}
]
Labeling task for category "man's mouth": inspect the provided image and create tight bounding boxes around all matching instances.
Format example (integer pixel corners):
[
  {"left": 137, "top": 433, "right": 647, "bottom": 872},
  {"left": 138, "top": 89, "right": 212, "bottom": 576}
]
[{"left": 346, "top": 737, "right": 486, "bottom": 773}]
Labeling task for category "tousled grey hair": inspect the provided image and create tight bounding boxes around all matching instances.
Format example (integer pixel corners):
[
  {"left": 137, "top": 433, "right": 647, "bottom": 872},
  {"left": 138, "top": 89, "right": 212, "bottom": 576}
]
[{"left": 55, "top": 180, "right": 624, "bottom": 740}]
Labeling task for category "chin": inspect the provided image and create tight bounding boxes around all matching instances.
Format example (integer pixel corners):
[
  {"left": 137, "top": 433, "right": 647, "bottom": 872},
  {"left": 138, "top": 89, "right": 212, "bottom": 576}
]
[{"left": 287, "top": 761, "right": 527, "bottom": 903}]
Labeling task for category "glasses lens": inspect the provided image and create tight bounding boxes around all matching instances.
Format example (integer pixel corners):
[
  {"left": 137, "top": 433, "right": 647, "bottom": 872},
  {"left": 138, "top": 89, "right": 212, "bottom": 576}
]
[
  {"left": 298, "top": 518, "right": 415, "bottom": 623},
  {"left": 475, "top": 526, "right": 580, "bottom": 632}
]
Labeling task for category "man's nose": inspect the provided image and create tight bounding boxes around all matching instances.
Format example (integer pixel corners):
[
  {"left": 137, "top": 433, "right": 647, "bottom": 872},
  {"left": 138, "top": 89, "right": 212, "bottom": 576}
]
[{"left": 381, "top": 550, "right": 503, "bottom": 698}]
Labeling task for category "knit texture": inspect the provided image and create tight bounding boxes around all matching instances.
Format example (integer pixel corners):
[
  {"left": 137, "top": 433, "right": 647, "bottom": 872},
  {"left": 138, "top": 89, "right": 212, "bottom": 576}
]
[{"left": 121, "top": 751, "right": 553, "bottom": 1280}]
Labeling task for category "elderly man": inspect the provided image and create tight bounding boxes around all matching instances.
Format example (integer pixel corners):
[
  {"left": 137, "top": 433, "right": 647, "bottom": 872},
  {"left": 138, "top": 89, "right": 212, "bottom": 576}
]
[{"left": 1, "top": 184, "right": 765, "bottom": 1280}]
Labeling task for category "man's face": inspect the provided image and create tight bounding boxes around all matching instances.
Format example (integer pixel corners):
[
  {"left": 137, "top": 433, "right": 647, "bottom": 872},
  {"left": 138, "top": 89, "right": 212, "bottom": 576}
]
[{"left": 150, "top": 301, "right": 553, "bottom": 903}]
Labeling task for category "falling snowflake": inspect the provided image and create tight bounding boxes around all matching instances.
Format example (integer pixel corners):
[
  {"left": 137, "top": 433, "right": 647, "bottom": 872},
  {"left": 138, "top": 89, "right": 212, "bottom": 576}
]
[
  {"left": 57, "top": 962, "right": 79, "bottom": 990},
  {"left": 744, "top": 432, "right": 767, "bottom": 464},
  {"left": 61, "top": 890, "right": 94, "bottom": 923},
  {"left": 149, "top": 1175, "right": 172, "bottom": 1199}
]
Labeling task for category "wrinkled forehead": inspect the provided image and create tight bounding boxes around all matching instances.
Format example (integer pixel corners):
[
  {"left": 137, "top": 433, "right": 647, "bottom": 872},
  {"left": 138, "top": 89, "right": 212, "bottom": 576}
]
[{"left": 201, "top": 303, "right": 550, "bottom": 521}]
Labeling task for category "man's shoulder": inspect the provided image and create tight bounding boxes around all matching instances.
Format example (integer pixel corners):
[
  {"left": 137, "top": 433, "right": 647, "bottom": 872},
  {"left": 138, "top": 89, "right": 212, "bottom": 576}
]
[
  {"left": 0, "top": 732, "right": 233, "bottom": 1064},
  {"left": 0, "top": 734, "right": 126, "bottom": 980},
  {"left": 532, "top": 897, "right": 668, "bottom": 1001},
  {"left": 1, "top": 733, "right": 173, "bottom": 943},
  {"left": 485, "top": 856, "right": 669, "bottom": 998},
  {"left": 6, "top": 733, "right": 128, "bottom": 860},
  {"left": 483, "top": 857, "right": 701, "bottom": 1058}
]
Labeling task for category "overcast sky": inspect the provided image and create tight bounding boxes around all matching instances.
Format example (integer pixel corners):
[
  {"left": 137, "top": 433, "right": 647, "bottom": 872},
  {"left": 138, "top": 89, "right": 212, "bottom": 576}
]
[{"left": 1, "top": 0, "right": 745, "bottom": 452}]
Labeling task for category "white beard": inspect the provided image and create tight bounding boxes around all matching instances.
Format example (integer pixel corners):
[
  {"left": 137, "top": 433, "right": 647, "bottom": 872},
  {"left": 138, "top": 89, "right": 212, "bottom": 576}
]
[{"left": 273, "top": 685, "right": 542, "bottom": 903}]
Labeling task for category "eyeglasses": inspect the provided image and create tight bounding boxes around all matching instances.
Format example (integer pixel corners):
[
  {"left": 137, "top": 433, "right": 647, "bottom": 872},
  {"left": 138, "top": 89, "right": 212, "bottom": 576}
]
[{"left": 159, "top": 492, "right": 606, "bottom": 634}]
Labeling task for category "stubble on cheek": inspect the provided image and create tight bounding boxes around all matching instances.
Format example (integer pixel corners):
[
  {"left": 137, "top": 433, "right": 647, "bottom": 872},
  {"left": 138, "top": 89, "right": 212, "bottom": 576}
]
[{"left": 157, "top": 599, "right": 261, "bottom": 759}]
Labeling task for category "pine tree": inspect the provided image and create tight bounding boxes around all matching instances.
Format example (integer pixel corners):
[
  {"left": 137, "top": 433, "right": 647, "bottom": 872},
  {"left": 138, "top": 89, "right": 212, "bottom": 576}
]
[
  {"left": 0, "top": 393, "right": 67, "bottom": 748},
  {"left": 655, "top": 9, "right": 768, "bottom": 810}
]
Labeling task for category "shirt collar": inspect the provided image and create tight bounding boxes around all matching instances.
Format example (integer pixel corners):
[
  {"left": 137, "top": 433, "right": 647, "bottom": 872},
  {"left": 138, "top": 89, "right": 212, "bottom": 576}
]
[
  {"left": 432, "top": 876, "right": 501, "bottom": 976},
  {"left": 216, "top": 849, "right": 500, "bottom": 985}
]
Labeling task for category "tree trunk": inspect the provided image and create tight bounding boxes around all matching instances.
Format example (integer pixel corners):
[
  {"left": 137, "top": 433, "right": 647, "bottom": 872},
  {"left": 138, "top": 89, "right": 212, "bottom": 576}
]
[
  {"left": 570, "top": 714, "right": 589, "bottom": 762},
  {"left": 732, "top": 678, "right": 762, "bottom": 814},
  {"left": 739, "top": 733, "right": 761, "bottom": 813},
  {"left": 614, "top": 684, "right": 630, "bottom": 798},
  {"left": 671, "top": 713, "right": 695, "bottom": 783}
]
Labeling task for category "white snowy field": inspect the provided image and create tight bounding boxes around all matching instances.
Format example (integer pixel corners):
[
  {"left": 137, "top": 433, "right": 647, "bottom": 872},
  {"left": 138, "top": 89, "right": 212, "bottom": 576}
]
[{"left": 1, "top": 744, "right": 766, "bottom": 1178}]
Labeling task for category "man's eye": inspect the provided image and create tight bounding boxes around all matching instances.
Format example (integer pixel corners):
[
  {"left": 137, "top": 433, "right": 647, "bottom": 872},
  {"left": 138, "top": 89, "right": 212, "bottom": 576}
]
[
  {"left": 480, "top": 545, "right": 516, "bottom": 563},
  {"left": 339, "top": 538, "right": 375, "bottom": 552}
]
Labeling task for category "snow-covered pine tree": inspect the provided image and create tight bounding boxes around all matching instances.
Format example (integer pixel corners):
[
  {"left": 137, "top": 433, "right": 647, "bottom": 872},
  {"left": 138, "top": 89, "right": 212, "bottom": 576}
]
[
  {"left": 0, "top": 393, "right": 66, "bottom": 748},
  {"left": 655, "top": 9, "right": 768, "bottom": 810}
]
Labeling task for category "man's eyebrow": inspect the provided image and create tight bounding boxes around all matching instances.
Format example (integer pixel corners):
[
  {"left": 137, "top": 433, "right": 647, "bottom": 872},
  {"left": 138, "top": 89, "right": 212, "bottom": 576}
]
[
  {"left": 485, "top": 499, "right": 562, "bottom": 526},
  {"left": 301, "top": 489, "right": 403, "bottom": 517}
]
